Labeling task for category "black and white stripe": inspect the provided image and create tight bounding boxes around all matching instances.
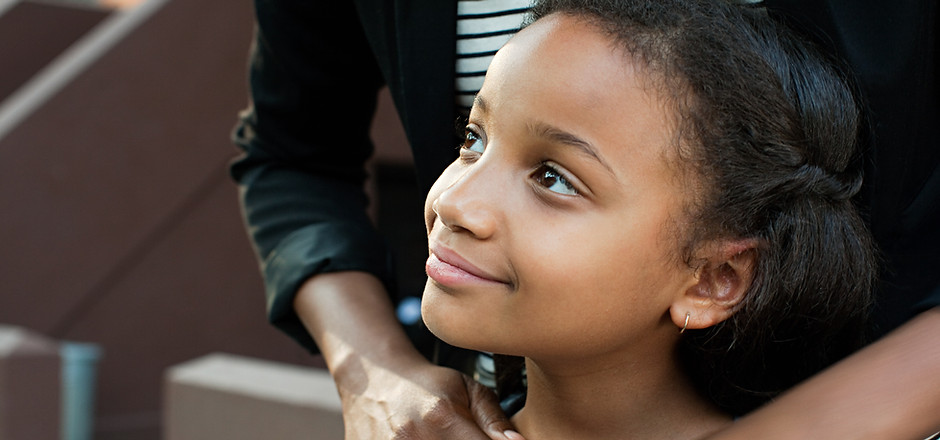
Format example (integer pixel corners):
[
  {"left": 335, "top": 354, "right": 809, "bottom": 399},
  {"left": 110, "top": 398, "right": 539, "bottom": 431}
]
[{"left": 455, "top": 0, "right": 532, "bottom": 114}]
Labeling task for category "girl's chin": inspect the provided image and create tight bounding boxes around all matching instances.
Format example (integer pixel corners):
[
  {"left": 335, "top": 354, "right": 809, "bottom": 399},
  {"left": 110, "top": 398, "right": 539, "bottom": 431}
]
[
  {"left": 421, "top": 287, "right": 522, "bottom": 355},
  {"left": 422, "top": 312, "right": 511, "bottom": 354},
  {"left": 423, "top": 315, "right": 480, "bottom": 350}
]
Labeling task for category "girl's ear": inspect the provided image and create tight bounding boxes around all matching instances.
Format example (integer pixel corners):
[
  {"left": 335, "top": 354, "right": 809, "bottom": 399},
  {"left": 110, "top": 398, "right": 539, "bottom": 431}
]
[{"left": 670, "top": 238, "right": 759, "bottom": 332}]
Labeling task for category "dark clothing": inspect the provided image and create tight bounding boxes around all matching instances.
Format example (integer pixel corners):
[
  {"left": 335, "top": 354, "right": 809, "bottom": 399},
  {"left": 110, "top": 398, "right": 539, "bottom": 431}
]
[
  {"left": 231, "top": 0, "right": 939, "bottom": 353},
  {"left": 231, "top": 0, "right": 460, "bottom": 352}
]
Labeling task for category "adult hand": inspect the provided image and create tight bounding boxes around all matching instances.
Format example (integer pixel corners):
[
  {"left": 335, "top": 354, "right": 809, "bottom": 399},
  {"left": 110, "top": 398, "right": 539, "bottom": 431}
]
[
  {"left": 334, "top": 354, "right": 523, "bottom": 439},
  {"left": 294, "top": 271, "right": 524, "bottom": 440}
]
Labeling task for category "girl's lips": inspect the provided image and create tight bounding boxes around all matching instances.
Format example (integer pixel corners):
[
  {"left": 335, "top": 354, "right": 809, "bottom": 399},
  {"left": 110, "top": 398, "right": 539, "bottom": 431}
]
[{"left": 426, "top": 245, "right": 509, "bottom": 287}]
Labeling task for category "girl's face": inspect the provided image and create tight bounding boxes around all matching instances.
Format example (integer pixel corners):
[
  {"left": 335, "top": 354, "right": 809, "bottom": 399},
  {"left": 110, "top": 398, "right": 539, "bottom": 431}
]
[{"left": 422, "top": 14, "right": 696, "bottom": 363}]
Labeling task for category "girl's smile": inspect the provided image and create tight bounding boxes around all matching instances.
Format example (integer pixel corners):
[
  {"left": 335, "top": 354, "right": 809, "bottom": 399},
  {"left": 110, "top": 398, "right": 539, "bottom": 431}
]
[{"left": 426, "top": 241, "right": 513, "bottom": 288}]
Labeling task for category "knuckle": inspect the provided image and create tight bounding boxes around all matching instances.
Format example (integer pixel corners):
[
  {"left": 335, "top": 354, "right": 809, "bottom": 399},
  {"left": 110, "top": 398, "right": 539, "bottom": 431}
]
[
  {"left": 391, "top": 420, "right": 419, "bottom": 440},
  {"left": 424, "top": 398, "right": 459, "bottom": 428},
  {"left": 389, "top": 399, "right": 457, "bottom": 440}
]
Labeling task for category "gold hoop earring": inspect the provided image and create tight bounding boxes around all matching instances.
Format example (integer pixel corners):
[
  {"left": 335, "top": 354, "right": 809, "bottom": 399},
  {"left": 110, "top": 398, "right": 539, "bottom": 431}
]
[{"left": 680, "top": 312, "right": 690, "bottom": 334}]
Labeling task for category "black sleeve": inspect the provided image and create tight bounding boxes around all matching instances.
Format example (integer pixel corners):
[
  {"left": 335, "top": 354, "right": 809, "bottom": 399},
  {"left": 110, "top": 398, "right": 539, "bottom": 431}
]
[{"left": 230, "top": 0, "right": 390, "bottom": 352}]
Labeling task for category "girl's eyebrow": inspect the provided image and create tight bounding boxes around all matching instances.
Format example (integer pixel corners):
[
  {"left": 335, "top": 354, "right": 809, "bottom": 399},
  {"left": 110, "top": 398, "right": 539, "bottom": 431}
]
[
  {"left": 527, "top": 121, "right": 615, "bottom": 176},
  {"left": 472, "top": 95, "right": 614, "bottom": 175},
  {"left": 472, "top": 95, "right": 489, "bottom": 113}
]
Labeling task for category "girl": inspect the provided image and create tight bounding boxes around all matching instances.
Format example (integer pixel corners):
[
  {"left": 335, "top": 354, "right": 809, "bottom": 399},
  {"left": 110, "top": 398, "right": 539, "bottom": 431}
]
[{"left": 422, "top": 0, "right": 876, "bottom": 439}]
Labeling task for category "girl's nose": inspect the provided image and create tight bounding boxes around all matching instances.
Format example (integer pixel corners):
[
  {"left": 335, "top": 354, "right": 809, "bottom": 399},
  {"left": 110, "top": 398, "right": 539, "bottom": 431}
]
[{"left": 431, "top": 167, "right": 499, "bottom": 240}]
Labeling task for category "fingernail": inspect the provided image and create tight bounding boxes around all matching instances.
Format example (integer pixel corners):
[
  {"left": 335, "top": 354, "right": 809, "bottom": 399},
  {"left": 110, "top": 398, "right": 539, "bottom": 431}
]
[{"left": 504, "top": 430, "right": 524, "bottom": 440}]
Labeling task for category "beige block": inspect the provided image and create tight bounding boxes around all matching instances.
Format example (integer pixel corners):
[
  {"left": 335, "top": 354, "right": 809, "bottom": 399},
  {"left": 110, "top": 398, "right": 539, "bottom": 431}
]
[
  {"left": 164, "top": 353, "right": 343, "bottom": 440},
  {"left": 0, "top": 325, "right": 61, "bottom": 440}
]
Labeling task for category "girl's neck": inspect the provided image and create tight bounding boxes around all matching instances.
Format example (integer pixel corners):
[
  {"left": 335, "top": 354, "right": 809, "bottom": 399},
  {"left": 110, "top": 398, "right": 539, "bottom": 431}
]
[{"left": 511, "top": 347, "right": 731, "bottom": 440}]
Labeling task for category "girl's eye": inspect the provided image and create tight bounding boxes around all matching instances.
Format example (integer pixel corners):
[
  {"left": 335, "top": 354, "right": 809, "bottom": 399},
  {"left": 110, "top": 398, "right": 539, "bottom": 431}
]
[
  {"left": 532, "top": 164, "right": 578, "bottom": 196},
  {"left": 462, "top": 129, "right": 485, "bottom": 154}
]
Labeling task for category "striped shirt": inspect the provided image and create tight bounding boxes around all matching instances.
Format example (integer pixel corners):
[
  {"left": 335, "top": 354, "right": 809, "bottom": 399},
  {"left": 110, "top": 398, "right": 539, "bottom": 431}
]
[{"left": 455, "top": 0, "right": 532, "bottom": 115}]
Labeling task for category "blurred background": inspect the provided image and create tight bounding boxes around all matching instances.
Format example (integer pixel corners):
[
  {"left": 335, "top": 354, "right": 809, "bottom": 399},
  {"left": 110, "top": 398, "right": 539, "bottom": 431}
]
[{"left": 0, "top": 0, "right": 420, "bottom": 438}]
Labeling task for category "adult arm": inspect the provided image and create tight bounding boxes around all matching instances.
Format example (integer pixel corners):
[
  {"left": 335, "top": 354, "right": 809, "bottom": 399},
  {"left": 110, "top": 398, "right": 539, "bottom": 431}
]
[
  {"left": 231, "top": 0, "right": 390, "bottom": 352},
  {"left": 294, "top": 271, "right": 521, "bottom": 439},
  {"left": 706, "top": 307, "right": 940, "bottom": 440},
  {"left": 232, "top": 1, "right": 518, "bottom": 437}
]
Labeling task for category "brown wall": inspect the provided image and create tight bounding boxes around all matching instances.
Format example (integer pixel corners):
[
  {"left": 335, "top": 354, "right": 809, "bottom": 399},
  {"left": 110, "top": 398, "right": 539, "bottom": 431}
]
[{"left": 0, "top": 0, "right": 413, "bottom": 438}]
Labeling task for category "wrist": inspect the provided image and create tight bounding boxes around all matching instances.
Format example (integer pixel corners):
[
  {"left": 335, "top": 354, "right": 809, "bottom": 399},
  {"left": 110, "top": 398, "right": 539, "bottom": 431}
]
[{"left": 292, "top": 271, "right": 432, "bottom": 380}]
